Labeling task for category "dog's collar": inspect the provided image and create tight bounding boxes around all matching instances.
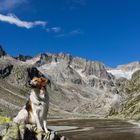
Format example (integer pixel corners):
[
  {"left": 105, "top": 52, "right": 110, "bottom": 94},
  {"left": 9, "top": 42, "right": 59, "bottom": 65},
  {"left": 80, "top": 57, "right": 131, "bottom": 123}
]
[{"left": 31, "top": 85, "right": 46, "bottom": 90}]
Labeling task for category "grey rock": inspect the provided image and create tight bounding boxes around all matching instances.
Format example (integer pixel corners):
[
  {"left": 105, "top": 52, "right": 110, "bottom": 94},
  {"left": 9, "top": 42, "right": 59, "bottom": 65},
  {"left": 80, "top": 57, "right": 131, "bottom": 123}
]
[
  {"left": 82, "top": 61, "right": 113, "bottom": 80},
  {"left": 0, "top": 123, "right": 68, "bottom": 140}
]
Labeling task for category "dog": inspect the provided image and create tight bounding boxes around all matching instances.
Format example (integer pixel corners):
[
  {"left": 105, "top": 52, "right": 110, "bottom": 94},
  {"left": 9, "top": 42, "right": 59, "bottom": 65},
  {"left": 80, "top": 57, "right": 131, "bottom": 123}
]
[{"left": 13, "top": 77, "right": 51, "bottom": 134}]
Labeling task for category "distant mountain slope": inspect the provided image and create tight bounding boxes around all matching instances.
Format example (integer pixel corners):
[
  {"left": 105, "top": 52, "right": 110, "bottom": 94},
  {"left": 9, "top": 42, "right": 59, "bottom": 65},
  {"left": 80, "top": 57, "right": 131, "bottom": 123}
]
[{"left": 116, "top": 70, "right": 140, "bottom": 120}]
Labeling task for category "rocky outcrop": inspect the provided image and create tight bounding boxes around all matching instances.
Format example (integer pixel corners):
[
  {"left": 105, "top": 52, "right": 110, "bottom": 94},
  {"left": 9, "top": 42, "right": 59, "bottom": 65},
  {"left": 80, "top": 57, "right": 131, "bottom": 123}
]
[
  {"left": 7, "top": 65, "right": 44, "bottom": 89},
  {"left": 82, "top": 61, "right": 113, "bottom": 80},
  {"left": 0, "top": 123, "right": 68, "bottom": 140},
  {"left": 0, "top": 46, "right": 6, "bottom": 57},
  {"left": 15, "top": 54, "right": 32, "bottom": 62},
  {"left": 35, "top": 53, "right": 72, "bottom": 67},
  {"left": 115, "top": 70, "right": 140, "bottom": 120},
  {"left": 0, "top": 63, "right": 13, "bottom": 78},
  {"left": 0, "top": 47, "right": 13, "bottom": 78}
]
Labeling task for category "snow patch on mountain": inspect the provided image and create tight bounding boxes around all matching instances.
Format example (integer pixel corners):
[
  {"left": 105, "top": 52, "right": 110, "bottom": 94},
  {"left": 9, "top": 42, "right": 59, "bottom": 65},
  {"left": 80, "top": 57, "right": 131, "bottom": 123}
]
[{"left": 107, "top": 69, "right": 139, "bottom": 79}]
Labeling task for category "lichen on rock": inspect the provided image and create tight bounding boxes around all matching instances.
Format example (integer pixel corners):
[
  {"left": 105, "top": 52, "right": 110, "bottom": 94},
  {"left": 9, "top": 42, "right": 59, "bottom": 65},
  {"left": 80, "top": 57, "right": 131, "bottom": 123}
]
[
  {"left": 0, "top": 123, "right": 68, "bottom": 140},
  {"left": 0, "top": 116, "right": 11, "bottom": 124}
]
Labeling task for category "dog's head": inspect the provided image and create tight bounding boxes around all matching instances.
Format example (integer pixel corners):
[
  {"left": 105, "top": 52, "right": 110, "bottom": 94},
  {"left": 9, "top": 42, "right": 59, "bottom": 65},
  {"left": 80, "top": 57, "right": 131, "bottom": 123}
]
[{"left": 29, "top": 77, "right": 51, "bottom": 89}]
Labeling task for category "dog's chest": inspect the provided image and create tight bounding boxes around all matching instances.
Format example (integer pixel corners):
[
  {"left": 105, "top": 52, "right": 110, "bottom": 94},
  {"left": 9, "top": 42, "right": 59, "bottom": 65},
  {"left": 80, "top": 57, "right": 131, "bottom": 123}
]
[
  {"left": 32, "top": 101, "right": 47, "bottom": 111},
  {"left": 29, "top": 91, "right": 49, "bottom": 117}
]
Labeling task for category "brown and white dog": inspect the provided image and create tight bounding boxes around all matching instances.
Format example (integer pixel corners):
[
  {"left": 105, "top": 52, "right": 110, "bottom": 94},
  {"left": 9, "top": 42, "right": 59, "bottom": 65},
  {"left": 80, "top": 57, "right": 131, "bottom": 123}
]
[{"left": 13, "top": 77, "right": 51, "bottom": 134}]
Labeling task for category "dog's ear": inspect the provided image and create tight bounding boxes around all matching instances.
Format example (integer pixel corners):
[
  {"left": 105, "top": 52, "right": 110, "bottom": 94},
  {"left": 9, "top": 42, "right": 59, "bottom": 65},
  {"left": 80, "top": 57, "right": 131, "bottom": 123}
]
[{"left": 40, "top": 77, "right": 49, "bottom": 86}]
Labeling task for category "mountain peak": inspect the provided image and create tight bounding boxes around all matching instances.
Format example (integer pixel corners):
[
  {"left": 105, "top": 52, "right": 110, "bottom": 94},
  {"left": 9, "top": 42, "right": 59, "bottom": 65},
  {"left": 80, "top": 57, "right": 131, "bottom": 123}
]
[
  {"left": 0, "top": 45, "right": 6, "bottom": 57},
  {"left": 117, "top": 61, "right": 140, "bottom": 71},
  {"left": 15, "top": 54, "right": 32, "bottom": 62}
]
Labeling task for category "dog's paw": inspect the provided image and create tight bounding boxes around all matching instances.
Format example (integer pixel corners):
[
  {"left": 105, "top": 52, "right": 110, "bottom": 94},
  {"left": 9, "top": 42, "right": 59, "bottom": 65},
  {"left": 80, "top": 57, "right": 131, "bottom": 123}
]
[
  {"left": 44, "top": 129, "right": 50, "bottom": 134},
  {"left": 45, "top": 130, "right": 51, "bottom": 135},
  {"left": 44, "top": 131, "right": 51, "bottom": 140},
  {"left": 37, "top": 127, "right": 44, "bottom": 132}
]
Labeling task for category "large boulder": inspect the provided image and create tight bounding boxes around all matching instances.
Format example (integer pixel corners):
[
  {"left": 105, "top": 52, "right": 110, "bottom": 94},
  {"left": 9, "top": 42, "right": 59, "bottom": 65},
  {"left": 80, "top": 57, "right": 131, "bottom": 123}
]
[{"left": 0, "top": 123, "right": 68, "bottom": 140}]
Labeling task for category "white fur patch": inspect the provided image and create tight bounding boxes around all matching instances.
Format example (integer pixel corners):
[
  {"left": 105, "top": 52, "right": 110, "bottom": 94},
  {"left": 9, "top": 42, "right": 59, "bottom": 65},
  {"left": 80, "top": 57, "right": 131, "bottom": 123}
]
[{"left": 13, "top": 107, "right": 28, "bottom": 124}]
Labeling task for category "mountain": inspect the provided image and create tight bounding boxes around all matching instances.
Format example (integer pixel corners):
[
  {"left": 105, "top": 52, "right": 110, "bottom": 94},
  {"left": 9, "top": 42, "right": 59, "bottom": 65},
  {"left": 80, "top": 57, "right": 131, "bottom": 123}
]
[
  {"left": 107, "top": 61, "right": 140, "bottom": 79},
  {"left": 14, "top": 54, "right": 32, "bottom": 62},
  {"left": 35, "top": 53, "right": 119, "bottom": 117},
  {"left": 114, "top": 70, "right": 140, "bottom": 120},
  {"left": 117, "top": 61, "right": 140, "bottom": 71},
  {"left": 0, "top": 45, "right": 140, "bottom": 119}
]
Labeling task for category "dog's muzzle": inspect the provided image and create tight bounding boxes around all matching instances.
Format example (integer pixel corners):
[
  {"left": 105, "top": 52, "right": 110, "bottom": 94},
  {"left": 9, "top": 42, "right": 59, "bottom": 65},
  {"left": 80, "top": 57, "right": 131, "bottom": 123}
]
[
  {"left": 28, "top": 80, "right": 38, "bottom": 88},
  {"left": 28, "top": 83, "right": 37, "bottom": 88}
]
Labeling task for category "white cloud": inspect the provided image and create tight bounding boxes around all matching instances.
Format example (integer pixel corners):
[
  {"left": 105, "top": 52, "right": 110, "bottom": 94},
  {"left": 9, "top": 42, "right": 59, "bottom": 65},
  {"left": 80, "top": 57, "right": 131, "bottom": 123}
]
[
  {"left": 46, "top": 27, "right": 61, "bottom": 33},
  {"left": 0, "top": 0, "right": 27, "bottom": 11},
  {"left": 56, "top": 29, "right": 83, "bottom": 37},
  {"left": 0, "top": 13, "right": 47, "bottom": 29},
  {"left": 51, "top": 27, "right": 61, "bottom": 33}
]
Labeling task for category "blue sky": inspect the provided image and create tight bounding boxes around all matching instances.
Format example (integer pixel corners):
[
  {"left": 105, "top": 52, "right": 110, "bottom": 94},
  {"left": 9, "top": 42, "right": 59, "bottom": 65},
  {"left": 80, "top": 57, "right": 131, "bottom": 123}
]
[{"left": 0, "top": 0, "right": 140, "bottom": 67}]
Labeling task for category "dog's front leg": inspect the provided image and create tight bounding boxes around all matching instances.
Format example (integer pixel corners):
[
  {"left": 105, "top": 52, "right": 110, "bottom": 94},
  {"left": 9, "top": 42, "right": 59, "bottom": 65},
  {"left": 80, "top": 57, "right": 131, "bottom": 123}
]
[
  {"left": 33, "top": 111, "right": 43, "bottom": 132},
  {"left": 43, "top": 120, "right": 49, "bottom": 134}
]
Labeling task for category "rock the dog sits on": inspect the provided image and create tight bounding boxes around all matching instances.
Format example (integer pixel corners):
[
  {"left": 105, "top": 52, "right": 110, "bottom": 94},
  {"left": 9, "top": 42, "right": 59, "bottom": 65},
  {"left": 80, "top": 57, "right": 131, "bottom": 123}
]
[{"left": 13, "top": 77, "right": 51, "bottom": 134}]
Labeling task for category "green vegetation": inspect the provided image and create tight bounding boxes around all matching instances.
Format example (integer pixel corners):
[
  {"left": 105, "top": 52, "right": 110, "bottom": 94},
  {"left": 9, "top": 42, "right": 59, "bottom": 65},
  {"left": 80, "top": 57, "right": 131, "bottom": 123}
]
[
  {"left": 120, "top": 70, "right": 140, "bottom": 120},
  {"left": 0, "top": 116, "right": 12, "bottom": 124}
]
